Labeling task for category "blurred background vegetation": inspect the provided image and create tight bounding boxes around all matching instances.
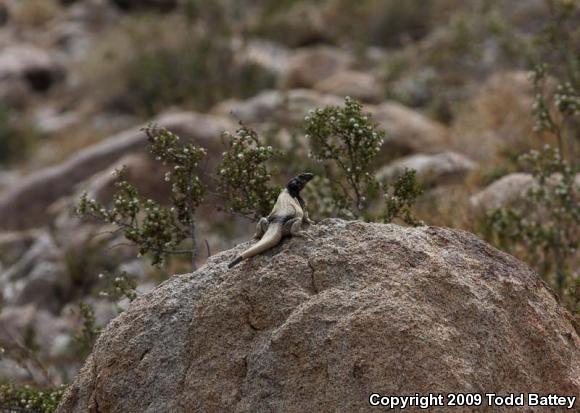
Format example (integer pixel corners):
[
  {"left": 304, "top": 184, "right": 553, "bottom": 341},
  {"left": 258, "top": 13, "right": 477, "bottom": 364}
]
[{"left": 0, "top": 0, "right": 578, "bottom": 410}]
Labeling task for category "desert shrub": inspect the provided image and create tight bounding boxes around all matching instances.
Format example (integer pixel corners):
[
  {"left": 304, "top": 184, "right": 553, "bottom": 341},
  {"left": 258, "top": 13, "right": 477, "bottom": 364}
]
[
  {"left": 78, "top": 126, "right": 207, "bottom": 267},
  {"left": 216, "top": 124, "right": 282, "bottom": 220},
  {"left": 481, "top": 1, "right": 579, "bottom": 312},
  {"left": 304, "top": 97, "right": 423, "bottom": 223},
  {"left": 72, "top": 271, "right": 139, "bottom": 357},
  {"left": 536, "top": 0, "right": 580, "bottom": 85},
  {"left": 80, "top": 14, "right": 275, "bottom": 117},
  {"left": 0, "top": 106, "right": 38, "bottom": 165},
  {"left": 482, "top": 146, "right": 579, "bottom": 304},
  {"left": 305, "top": 97, "right": 383, "bottom": 217},
  {"left": 98, "top": 271, "right": 138, "bottom": 304},
  {"left": 0, "top": 383, "right": 66, "bottom": 413},
  {"left": 73, "top": 302, "right": 100, "bottom": 356},
  {"left": 0, "top": 330, "right": 54, "bottom": 389},
  {"left": 78, "top": 99, "right": 422, "bottom": 270},
  {"left": 382, "top": 169, "right": 424, "bottom": 226}
]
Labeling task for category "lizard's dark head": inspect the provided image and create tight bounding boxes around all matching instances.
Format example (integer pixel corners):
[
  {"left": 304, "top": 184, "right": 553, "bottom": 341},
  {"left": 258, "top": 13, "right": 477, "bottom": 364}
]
[{"left": 286, "top": 173, "right": 314, "bottom": 197}]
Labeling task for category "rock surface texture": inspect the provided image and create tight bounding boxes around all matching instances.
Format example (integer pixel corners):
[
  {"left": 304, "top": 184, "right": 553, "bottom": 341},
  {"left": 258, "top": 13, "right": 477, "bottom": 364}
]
[{"left": 58, "top": 220, "right": 579, "bottom": 413}]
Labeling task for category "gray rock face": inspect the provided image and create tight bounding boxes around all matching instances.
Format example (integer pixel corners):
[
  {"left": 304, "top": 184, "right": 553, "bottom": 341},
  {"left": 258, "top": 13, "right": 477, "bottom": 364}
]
[
  {"left": 470, "top": 172, "right": 536, "bottom": 214},
  {"left": 213, "top": 89, "right": 344, "bottom": 125},
  {"left": 79, "top": 153, "right": 170, "bottom": 205},
  {"left": 0, "top": 45, "right": 65, "bottom": 103},
  {"left": 314, "top": 70, "right": 383, "bottom": 103},
  {"left": 370, "top": 102, "right": 449, "bottom": 156},
  {"left": 0, "top": 111, "right": 233, "bottom": 230},
  {"left": 282, "top": 46, "right": 354, "bottom": 89},
  {"left": 242, "top": 40, "right": 292, "bottom": 76},
  {"left": 0, "top": 232, "right": 67, "bottom": 312},
  {"left": 58, "top": 220, "right": 579, "bottom": 413},
  {"left": 252, "top": 0, "right": 330, "bottom": 47},
  {"left": 377, "top": 152, "right": 477, "bottom": 188},
  {"left": 213, "top": 90, "right": 448, "bottom": 157},
  {"left": 470, "top": 172, "right": 580, "bottom": 217},
  {"left": 449, "top": 71, "right": 536, "bottom": 166}
]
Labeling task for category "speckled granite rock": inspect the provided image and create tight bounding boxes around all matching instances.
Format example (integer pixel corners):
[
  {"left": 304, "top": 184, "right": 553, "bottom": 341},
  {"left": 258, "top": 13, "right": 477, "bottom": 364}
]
[{"left": 58, "top": 219, "right": 579, "bottom": 413}]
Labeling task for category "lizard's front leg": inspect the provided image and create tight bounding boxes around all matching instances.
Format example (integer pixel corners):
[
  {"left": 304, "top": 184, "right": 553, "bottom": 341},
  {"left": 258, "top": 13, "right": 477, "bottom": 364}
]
[
  {"left": 303, "top": 210, "right": 315, "bottom": 225},
  {"left": 284, "top": 217, "right": 314, "bottom": 240},
  {"left": 254, "top": 217, "right": 269, "bottom": 239}
]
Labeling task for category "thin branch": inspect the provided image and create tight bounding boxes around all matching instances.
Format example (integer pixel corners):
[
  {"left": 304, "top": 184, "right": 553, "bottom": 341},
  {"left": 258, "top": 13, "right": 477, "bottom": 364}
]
[
  {"left": 215, "top": 205, "right": 256, "bottom": 221},
  {"left": 0, "top": 325, "right": 55, "bottom": 387}
]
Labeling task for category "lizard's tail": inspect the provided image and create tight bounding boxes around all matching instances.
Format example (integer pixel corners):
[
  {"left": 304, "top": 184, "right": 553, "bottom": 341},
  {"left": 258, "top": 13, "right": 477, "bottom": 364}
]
[
  {"left": 227, "top": 224, "right": 283, "bottom": 269},
  {"left": 228, "top": 256, "right": 243, "bottom": 268}
]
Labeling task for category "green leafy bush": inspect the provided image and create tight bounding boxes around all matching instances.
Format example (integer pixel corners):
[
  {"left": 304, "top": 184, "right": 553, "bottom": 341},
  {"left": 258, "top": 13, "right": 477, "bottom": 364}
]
[
  {"left": 305, "top": 97, "right": 384, "bottom": 216},
  {"left": 482, "top": 146, "right": 579, "bottom": 301},
  {"left": 78, "top": 126, "right": 206, "bottom": 267},
  {"left": 216, "top": 124, "right": 282, "bottom": 220},
  {"left": 98, "top": 271, "right": 138, "bottom": 303},
  {"left": 73, "top": 273, "right": 138, "bottom": 357},
  {"left": 78, "top": 99, "right": 422, "bottom": 270},
  {"left": 73, "top": 302, "right": 100, "bottom": 356},
  {"left": 382, "top": 169, "right": 424, "bottom": 226},
  {"left": 0, "top": 383, "right": 66, "bottom": 413},
  {"left": 304, "top": 97, "right": 423, "bottom": 223},
  {"left": 481, "top": 1, "right": 579, "bottom": 312}
]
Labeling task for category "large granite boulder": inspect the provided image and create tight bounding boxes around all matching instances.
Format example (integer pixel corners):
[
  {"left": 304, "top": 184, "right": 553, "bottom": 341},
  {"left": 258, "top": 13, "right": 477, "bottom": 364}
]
[{"left": 59, "top": 219, "right": 579, "bottom": 413}]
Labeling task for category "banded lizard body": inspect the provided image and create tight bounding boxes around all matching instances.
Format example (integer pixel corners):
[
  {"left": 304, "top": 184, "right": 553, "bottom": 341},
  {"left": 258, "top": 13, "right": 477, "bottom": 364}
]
[{"left": 228, "top": 173, "right": 314, "bottom": 268}]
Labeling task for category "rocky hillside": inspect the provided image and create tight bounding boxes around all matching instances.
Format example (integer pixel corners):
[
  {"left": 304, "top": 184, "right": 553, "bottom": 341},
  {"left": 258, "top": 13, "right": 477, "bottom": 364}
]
[
  {"left": 58, "top": 220, "right": 579, "bottom": 413},
  {"left": 0, "top": 0, "right": 578, "bottom": 404}
]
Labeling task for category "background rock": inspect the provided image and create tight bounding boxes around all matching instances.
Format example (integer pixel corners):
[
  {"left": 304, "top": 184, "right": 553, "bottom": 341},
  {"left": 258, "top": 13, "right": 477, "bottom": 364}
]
[
  {"left": 109, "top": 0, "right": 179, "bottom": 12},
  {"left": 470, "top": 172, "right": 580, "bottom": 217},
  {"left": 450, "top": 71, "right": 537, "bottom": 166},
  {"left": 79, "top": 152, "right": 170, "bottom": 205},
  {"left": 376, "top": 151, "right": 477, "bottom": 188},
  {"left": 370, "top": 102, "right": 450, "bottom": 157},
  {"left": 314, "top": 70, "right": 382, "bottom": 103},
  {"left": 281, "top": 46, "right": 354, "bottom": 89},
  {"left": 213, "top": 89, "right": 344, "bottom": 126},
  {"left": 0, "top": 232, "right": 67, "bottom": 312},
  {"left": 251, "top": 0, "right": 330, "bottom": 47},
  {"left": 58, "top": 220, "right": 579, "bottom": 413},
  {"left": 0, "top": 111, "right": 233, "bottom": 230},
  {"left": 470, "top": 173, "right": 536, "bottom": 213},
  {"left": 0, "top": 44, "right": 65, "bottom": 104}
]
